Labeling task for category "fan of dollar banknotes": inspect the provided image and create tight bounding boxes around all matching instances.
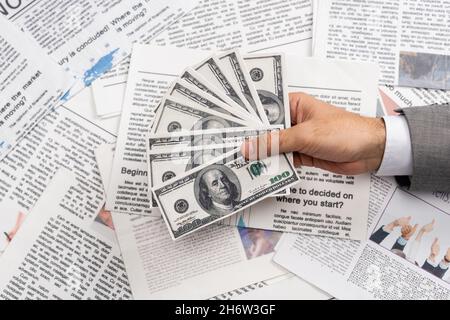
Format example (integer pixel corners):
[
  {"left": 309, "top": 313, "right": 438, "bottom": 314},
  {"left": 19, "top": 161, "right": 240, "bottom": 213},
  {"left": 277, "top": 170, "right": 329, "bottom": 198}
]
[{"left": 147, "top": 50, "right": 300, "bottom": 240}]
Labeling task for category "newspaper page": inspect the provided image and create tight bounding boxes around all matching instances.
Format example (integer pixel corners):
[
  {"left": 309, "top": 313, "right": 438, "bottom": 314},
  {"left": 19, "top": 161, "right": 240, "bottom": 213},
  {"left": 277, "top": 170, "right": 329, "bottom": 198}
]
[
  {"left": 105, "top": 45, "right": 212, "bottom": 216},
  {"left": 0, "top": 99, "right": 115, "bottom": 255},
  {"left": 222, "top": 57, "right": 379, "bottom": 241},
  {"left": 91, "top": 0, "right": 314, "bottom": 117},
  {"left": 5, "top": 0, "right": 199, "bottom": 98},
  {"left": 96, "top": 138, "right": 330, "bottom": 300},
  {"left": 0, "top": 17, "right": 71, "bottom": 161},
  {"left": 313, "top": 0, "right": 450, "bottom": 90},
  {"left": 274, "top": 175, "right": 450, "bottom": 299},
  {"left": 212, "top": 274, "right": 331, "bottom": 300},
  {"left": 112, "top": 212, "right": 289, "bottom": 299},
  {"left": 96, "top": 143, "right": 324, "bottom": 300},
  {"left": 0, "top": 87, "right": 137, "bottom": 299},
  {"left": 0, "top": 169, "right": 133, "bottom": 300},
  {"left": 379, "top": 84, "right": 450, "bottom": 116}
]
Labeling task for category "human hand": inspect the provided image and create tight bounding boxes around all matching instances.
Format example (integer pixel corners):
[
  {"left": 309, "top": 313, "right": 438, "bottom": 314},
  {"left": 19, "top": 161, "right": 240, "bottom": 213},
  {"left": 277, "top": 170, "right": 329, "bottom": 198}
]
[
  {"left": 241, "top": 92, "right": 386, "bottom": 175},
  {"left": 6, "top": 212, "right": 26, "bottom": 243},
  {"left": 445, "top": 248, "right": 450, "bottom": 264},
  {"left": 429, "top": 238, "right": 440, "bottom": 262},
  {"left": 420, "top": 219, "right": 435, "bottom": 235},
  {"left": 384, "top": 216, "right": 411, "bottom": 233},
  {"left": 401, "top": 224, "right": 418, "bottom": 240},
  {"left": 394, "top": 216, "right": 412, "bottom": 228}
]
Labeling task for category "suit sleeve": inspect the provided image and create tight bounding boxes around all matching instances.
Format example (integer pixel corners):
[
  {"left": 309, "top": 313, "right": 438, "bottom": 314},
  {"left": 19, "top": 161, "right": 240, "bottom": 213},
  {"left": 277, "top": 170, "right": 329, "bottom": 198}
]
[
  {"left": 396, "top": 104, "right": 450, "bottom": 191},
  {"left": 391, "top": 237, "right": 407, "bottom": 251},
  {"left": 433, "top": 263, "right": 449, "bottom": 279},
  {"left": 369, "top": 226, "right": 390, "bottom": 244},
  {"left": 422, "top": 260, "right": 437, "bottom": 274}
]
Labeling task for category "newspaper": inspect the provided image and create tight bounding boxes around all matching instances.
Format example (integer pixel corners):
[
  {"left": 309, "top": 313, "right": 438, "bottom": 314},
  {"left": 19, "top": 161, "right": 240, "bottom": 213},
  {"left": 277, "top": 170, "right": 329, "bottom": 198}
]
[
  {"left": 379, "top": 84, "right": 450, "bottom": 116},
  {"left": 275, "top": 175, "right": 450, "bottom": 299},
  {"left": 91, "top": 0, "right": 314, "bottom": 117},
  {"left": 0, "top": 103, "right": 116, "bottom": 254},
  {"left": 221, "top": 57, "right": 379, "bottom": 241},
  {"left": 0, "top": 84, "right": 140, "bottom": 300},
  {"left": 0, "top": 169, "right": 133, "bottom": 299},
  {"left": 5, "top": 0, "right": 199, "bottom": 100},
  {"left": 0, "top": 17, "right": 71, "bottom": 161},
  {"left": 313, "top": 0, "right": 450, "bottom": 90},
  {"left": 113, "top": 212, "right": 289, "bottom": 299}
]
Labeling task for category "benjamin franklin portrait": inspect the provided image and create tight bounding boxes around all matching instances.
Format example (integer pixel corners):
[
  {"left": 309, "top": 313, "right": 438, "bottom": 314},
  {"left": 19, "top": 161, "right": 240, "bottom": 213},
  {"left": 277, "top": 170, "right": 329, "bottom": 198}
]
[
  {"left": 258, "top": 90, "right": 285, "bottom": 125},
  {"left": 194, "top": 165, "right": 241, "bottom": 216}
]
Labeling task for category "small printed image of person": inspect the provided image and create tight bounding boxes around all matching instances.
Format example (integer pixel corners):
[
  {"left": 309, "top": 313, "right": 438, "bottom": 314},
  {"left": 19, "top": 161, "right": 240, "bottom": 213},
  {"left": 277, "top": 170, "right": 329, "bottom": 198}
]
[
  {"left": 94, "top": 205, "right": 115, "bottom": 230},
  {"left": 398, "top": 51, "right": 448, "bottom": 90},
  {"left": 370, "top": 189, "right": 450, "bottom": 283},
  {"left": 238, "top": 228, "right": 282, "bottom": 260},
  {"left": 3, "top": 212, "right": 26, "bottom": 243},
  {"left": 195, "top": 165, "right": 241, "bottom": 216}
]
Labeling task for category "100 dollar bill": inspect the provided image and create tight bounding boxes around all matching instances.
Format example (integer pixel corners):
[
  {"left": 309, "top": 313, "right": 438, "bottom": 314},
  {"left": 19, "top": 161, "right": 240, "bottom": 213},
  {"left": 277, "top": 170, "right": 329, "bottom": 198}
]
[
  {"left": 180, "top": 68, "right": 259, "bottom": 125},
  {"left": 217, "top": 50, "right": 269, "bottom": 125},
  {"left": 244, "top": 53, "right": 291, "bottom": 127},
  {"left": 150, "top": 96, "right": 249, "bottom": 134},
  {"left": 194, "top": 56, "right": 256, "bottom": 118},
  {"left": 152, "top": 148, "right": 299, "bottom": 240}
]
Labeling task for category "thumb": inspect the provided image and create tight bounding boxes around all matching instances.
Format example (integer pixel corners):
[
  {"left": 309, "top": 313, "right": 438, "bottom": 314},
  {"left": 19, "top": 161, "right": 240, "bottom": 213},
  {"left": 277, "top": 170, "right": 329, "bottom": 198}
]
[{"left": 241, "top": 127, "right": 302, "bottom": 160}]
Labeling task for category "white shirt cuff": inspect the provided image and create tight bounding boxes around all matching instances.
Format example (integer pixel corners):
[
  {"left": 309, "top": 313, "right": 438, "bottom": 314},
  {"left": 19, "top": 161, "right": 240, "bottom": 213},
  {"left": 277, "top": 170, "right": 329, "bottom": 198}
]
[
  {"left": 376, "top": 116, "right": 413, "bottom": 176},
  {"left": 439, "top": 260, "right": 449, "bottom": 269},
  {"left": 427, "top": 258, "right": 438, "bottom": 267},
  {"left": 396, "top": 236, "right": 408, "bottom": 246}
]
